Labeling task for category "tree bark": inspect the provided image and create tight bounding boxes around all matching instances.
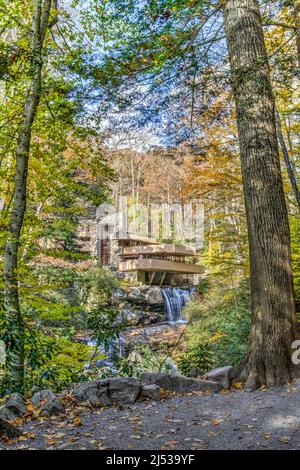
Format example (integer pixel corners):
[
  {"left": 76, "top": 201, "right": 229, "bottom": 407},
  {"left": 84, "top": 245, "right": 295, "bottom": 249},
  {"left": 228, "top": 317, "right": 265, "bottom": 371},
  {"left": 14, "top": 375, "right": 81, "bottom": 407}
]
[
  {"left": 3, "top": 0, "right": 52, "bottom": 391},
  {"left": 294, "top": 0, "right": 300, "bottom": 68},
  {"left": 223, "top": 0, "right": 298, "bottom": 389}
]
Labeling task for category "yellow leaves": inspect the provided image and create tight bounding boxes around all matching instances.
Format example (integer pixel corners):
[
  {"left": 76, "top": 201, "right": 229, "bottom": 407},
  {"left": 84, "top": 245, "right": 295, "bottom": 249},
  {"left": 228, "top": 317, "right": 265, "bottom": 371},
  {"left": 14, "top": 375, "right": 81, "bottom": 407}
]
[
  {"left": 73, "top": 416, "right": 82, "bottom": 427},
  {"left": 25, "top": 403, "right": 36, "bottom": 414},
  {"left": 160, "top": 389, "right": 178, "bottom": 398},
  {"left": 46, "top": 438, "right": 58, "bottom": 446},
  {"left": 130, "top": 416, "right": 141, "bottom": 421},
  {"left": 208, "top": 332, "right": 224, "bottom": 343},
  {"left": 159, "top": 34, "right": 171, "bottom": 43},
  {"left": 232, "top": 380, "right": 244, "bottom": 390},
  {"left": 16, "top": 37, "right": 29, "bottom": 50},
  {"left": 17, "top": 432, "right": 36, "bottom": 442}
]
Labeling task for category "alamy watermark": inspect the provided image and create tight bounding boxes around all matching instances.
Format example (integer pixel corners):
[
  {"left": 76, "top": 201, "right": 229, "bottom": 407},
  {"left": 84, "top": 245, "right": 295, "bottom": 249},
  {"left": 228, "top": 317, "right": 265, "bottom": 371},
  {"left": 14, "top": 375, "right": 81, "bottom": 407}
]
[
  {"left": 292, "top": 340, "right": 300, "bottom": 365},
  {"left": 0, "top": 340, "right": 6, "bottom": 365},
  {"left": 97, "top": 196, "right": 204, "bottom": 248}
]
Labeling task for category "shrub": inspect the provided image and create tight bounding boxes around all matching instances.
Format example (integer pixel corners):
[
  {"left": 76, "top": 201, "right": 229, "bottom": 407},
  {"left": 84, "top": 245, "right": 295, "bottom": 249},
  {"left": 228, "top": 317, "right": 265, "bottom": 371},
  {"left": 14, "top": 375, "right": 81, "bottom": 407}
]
[
  {"left": 177, "top": 343, "right": 214, "bottom": 375},
  {"left": 182, "top": 279, "right": 251, "bottom": 369}
]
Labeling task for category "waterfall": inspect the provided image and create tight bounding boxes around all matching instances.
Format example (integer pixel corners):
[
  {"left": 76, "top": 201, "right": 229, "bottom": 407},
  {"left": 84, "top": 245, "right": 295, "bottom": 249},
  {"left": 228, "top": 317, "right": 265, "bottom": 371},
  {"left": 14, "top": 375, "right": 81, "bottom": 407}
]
[{"left": 161, "top": 287, "right": 193, "bottom": 323}]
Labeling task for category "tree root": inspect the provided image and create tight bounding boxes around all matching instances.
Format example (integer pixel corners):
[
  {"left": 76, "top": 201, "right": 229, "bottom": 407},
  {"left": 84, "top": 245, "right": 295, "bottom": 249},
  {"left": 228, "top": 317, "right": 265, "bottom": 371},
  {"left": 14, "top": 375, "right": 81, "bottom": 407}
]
[{"left": 238, "top": 359, "right": 295, "bottom": 391}]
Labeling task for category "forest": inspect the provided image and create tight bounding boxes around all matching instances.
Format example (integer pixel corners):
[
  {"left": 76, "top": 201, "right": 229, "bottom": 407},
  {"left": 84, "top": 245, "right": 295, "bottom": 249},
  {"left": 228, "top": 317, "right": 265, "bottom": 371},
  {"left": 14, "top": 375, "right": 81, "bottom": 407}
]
[{"left": 0, "top": 0, "right": 299, "bottom": 454}]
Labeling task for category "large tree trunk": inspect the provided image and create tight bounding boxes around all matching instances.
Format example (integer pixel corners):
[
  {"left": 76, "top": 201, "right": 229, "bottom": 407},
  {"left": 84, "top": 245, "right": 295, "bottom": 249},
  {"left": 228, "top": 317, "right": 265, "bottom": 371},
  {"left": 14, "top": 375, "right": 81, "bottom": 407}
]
[
  {"left": 223, "top": 0, "right": 298, "bottom": 389},
  {"left": 3, "top": 0, "right": 52, "bottom": 391}
]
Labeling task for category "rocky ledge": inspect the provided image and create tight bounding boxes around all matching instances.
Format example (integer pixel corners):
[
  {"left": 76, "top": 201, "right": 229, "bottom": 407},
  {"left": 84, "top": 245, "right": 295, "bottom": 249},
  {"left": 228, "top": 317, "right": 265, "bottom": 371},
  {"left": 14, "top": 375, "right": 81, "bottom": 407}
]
[
  {"left": 112, "top": 286, "right": 167, "bottom": 327},
  {"left": 73, "top": 367, "right": 233, "bottom": 406},
  {"left": 0, "top": 367, "right": 233, "bottom": 423}
]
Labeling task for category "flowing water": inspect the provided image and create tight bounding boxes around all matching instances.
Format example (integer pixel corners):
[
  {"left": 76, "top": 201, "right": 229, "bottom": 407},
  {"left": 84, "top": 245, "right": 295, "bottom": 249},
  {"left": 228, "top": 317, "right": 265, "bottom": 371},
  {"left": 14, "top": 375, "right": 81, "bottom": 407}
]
[
  {"left": 86, "top": 287, "right": 193, "bottom": 370},
  {"left": 86, "top": 336, "right": 125, "bottom": 369},
  {"left": 161, "top": 287, "right": 194, "bottom": 323}
]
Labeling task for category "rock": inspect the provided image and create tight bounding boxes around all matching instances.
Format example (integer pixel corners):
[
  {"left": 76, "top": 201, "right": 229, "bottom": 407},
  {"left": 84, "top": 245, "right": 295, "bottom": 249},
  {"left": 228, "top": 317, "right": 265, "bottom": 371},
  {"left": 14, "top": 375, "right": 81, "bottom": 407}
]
[
  {"left": 127, "top": 286, "right": 164, "bottom": 309},
  {"left": 142, "top": 372, "right": 222, "bottom": 393},
  {"left": 31, "top": 389, "right": 65, "bottom": 416},
  {"left": 165, "top": 357, "right": 179, "bottom": 374},
  {"left": 73, "top": 378, "right": 142, "bottom": 406},
  {"left": 145, "top": 287, "right": 164, "bottom": 306},
  {"left": 0, "top": 393, "right": 26, "bottom": 421},
  {"left": 204, "top": 366, "right": 233, "bottom": 389},
  {"left": 121, "top": 309, "right": 146, "bottom": 325},
  {"left": 112, "top": 289, "right": 128, "bottom": 302},
  {"left": 140, "top": 384, "right": 161, "bottom": 401},
  {"left": 121, "top": 309, "right": 164, "bottom": 326},
  {"left": 108, "top": 377, "right": 141, "bottom": 404},
  {"left": 73, "top": 380, "right": 112, "bottom": 406}
]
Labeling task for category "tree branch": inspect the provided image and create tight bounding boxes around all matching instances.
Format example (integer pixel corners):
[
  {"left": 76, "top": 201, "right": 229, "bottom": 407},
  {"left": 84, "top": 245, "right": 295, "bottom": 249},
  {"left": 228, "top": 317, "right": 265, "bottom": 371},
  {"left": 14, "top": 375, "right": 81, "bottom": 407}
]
[{"left": 262, "top": 21, "right": 297, "bottom": 30}]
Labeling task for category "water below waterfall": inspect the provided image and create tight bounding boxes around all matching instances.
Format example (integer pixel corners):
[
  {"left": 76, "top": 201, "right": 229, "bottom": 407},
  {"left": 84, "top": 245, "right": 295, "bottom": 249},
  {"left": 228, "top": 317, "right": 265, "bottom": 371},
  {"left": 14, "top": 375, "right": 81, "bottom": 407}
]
[
  {"left": 85, "top": 286, "right": 194, "bottom": 371},
  {"left": 161, "top": 287, "right": 194, "bottom": 323},
  {"left": 86, "top": 336, "right": 125, "bottom": 370}
]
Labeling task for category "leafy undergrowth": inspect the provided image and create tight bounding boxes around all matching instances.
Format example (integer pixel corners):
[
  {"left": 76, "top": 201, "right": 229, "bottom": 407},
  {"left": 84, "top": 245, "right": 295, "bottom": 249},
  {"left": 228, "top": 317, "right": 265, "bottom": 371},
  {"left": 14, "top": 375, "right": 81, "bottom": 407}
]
[{"left": 178, "top": 280, "right": 251, "bottom": 373}]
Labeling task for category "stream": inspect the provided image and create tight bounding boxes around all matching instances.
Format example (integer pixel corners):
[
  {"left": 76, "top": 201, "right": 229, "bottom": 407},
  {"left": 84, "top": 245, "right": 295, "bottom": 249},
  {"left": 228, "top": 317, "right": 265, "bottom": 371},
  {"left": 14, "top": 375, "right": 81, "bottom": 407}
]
[{"left": 86, "top": 286, "right": 194, "bottom": 370}]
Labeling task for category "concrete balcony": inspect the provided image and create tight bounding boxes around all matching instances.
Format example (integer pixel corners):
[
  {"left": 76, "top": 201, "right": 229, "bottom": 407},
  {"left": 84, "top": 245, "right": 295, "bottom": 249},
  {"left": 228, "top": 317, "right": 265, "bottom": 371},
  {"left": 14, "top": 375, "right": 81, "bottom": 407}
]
[
  {"left": 119, "top": 258, "right": 205, "bottom": 274},
  {"left": 122, "top": 243, "right": 196, "bottom": 257}
]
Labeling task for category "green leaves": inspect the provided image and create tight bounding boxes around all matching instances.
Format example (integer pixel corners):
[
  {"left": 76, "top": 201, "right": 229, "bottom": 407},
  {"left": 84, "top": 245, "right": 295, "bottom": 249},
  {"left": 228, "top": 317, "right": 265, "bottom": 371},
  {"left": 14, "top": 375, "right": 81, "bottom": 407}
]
[{"left": 177, "top": 342, "right": 214, "bottom": 374}]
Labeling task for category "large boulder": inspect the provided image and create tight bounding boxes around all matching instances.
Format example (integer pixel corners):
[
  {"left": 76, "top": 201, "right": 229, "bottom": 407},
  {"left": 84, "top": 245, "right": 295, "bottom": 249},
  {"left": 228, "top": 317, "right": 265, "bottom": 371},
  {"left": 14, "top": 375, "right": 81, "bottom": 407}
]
[
  {"left": 73, "top": 380, "right": 112, "bottom": 406},
  {"left": 140, "top": 384, "right": 161, "bottom": 401},
  {"left": 73, "top": 378, "right": 141, "bottom": 406},
  {"left": 0, "top": 393, "right": 26, "bottom": 421},
  {"left": 142, "top": 372, "right": 222, "bottom": 393},
  {"left": 108, "top": 377, "right": 141, "bottom": 404},
  {"left": 32, "top": 390, "right": 64, "bottom": 417},
  {"left": 203, "top": 366, "right": 233, "bottom": 389},
  {"left": 112, "top": 289, "right": 128, "bottom": 302},
  {"left": 121, "top": 309, "right": 164, "bottom": 326},
  {"left": 127, "top": 286, "right": 164, "bottom": 310}
]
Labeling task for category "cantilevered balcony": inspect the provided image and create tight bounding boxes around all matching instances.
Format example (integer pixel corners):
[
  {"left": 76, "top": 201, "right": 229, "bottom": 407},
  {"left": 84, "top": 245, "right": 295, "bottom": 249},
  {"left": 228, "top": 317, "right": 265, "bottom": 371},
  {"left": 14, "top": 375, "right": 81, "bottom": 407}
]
[
  {"left": 119, "top": 258, "right": 204, "bottom": 274},
  {"left": 122, "top": 243, "right": 196, "bottom": 257}
]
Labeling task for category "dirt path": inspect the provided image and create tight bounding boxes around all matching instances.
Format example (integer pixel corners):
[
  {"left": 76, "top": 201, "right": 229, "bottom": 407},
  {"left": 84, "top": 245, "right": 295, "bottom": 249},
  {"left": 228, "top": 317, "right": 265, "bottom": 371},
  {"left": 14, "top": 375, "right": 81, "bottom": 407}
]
[{"left": 1, "top": 380, "right": 300, "bottom": 450}]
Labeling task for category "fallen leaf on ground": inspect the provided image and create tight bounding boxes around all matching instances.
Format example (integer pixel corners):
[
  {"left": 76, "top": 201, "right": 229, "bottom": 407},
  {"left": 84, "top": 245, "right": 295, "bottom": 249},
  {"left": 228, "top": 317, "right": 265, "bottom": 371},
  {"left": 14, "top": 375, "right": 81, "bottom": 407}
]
[
  {"left": 279, "top": 436, "right": 291, "bottom": 443},
  {"left": 73, "top": 417, "right": 82, "bottom": 427}
]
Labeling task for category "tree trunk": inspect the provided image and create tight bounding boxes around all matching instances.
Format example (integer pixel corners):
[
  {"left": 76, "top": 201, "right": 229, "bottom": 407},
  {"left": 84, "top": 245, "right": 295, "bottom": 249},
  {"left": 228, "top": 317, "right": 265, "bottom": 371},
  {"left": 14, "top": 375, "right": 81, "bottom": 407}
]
[
  {"left": 3, "top": 0, "right": 52, "bottom": 391},
  {"left": 294, "top": 0, "right": 300, "bottom": 68},
  {"left": 223, "top": 0, "right": 298, "bottom": 389},
  {"left": 276, "top": 109, "right": 300, "bottom": 211}
]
